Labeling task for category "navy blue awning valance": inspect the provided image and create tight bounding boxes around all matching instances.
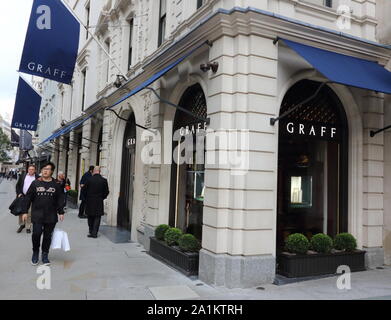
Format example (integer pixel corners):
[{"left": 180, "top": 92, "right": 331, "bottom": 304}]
[
  {"left": 39, "top": 42, "right": 208, "bottom": 145},
  {"left": 108, "top": 41, "right": 208, "bottom": 109},
  {"left": 281, "top": 38, "right": 391, "bottom": 95},
  {"left": 39, "top": 114, "right": 93, "bottom": 146}
]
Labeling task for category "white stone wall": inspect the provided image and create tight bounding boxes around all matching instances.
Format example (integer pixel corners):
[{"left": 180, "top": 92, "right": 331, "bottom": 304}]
[{"left": 37, "top": 0, "right": 391, "bottom": 284}]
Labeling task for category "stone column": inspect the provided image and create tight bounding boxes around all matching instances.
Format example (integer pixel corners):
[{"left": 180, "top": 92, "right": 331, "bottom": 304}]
[
  {"left": 362, "top": 93, "right": 385, "bottom": 268},
  {"left": 143, "top": 84, "right": 164, "bottom": 250},
  {"left": 81, "top": 118, "right": 92, "bottom": 171},
  {"left": 58, "top": 136, "right": 67, "bottom": 174},
  {"left": 100, "top": 109, "right": 112, "bottom": 224},
  {"left": 67, "top": 131, "right": 78, "bottom": 190},
  {"left": 199, "top": 34, "right": 278, "bottom": 288}
]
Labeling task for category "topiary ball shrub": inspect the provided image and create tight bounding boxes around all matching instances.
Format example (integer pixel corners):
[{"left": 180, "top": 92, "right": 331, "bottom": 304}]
[
  {"left": 155, "top": 224, "right": 170, "bottom": 241},
  {"left": 285, "top": 233, "right": 310, "bottom": 254},
  {"left": 310, "top": 233, "right": 333, "bottom": 253},
  {"left": 334, "top": 233, "right": 357, "bottom": 252},
  {"left": 164, "top": 228, "right": 183, "bottom": 246},
  {"left": 178, "top": 234, "right": 201, "bottom": 252}
]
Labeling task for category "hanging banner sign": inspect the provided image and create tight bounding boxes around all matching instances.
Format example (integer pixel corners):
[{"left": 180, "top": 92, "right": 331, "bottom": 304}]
[
  {"left": 19, "top": 0, "right": 80, "bottom": 84},
  {"left": 11, "top": 77, "right": 42, "bottom": 132}
]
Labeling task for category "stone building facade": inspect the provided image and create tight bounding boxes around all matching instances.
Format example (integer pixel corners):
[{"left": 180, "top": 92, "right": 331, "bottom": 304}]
[{"left": 37, "top": 0, "right": 391, "bottom": 288}]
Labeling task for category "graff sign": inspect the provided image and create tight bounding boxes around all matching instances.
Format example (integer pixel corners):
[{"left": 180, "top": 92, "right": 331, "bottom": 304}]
[{"left": 280, "top": 120, "right": 340, "bottom": 141}]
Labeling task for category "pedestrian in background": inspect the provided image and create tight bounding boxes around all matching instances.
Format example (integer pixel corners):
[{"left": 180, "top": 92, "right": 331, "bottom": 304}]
[
  {"left": 78, "top": 166, "right": 94, "bottom": 219},
  {"left": 22, "top": 162, "right": 65, "bottom": 266},
  {"left": 84, "top": 166, "right": 109, "bottom": 238},
  {"left": 57, "top": 172, "right": 71, "bottom": 209},
  {"left": 15, "top": 165, "right": 39, "bottom": 234}
]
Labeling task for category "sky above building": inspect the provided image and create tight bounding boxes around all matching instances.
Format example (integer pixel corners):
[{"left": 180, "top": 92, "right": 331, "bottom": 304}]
[{"left": 0, "top": 1, "right": 33, "bottom": 122}]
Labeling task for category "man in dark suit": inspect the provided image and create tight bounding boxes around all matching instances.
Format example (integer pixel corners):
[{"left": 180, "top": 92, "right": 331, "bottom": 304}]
[
  {"left": 84, "top": 166, "right": 109, "bottom": 238},
  {"left": 78, "top": 165, "right": 94, "bottom": 218},
  {"left": 15, "top": 165, "right": 40, "bottom": 233}
]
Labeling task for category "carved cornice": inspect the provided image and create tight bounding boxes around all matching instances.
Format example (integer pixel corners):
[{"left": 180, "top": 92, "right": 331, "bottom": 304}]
[
  {"left": 88, "top": 7, "right": 391, "bottom": 114},
  {"left": 77, "top": 48, "right": 90, "bottom": 69}
]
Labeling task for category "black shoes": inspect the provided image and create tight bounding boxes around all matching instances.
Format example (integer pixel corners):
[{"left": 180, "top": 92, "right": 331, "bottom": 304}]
[
  {"left": 78, "top": 215, "right": 87, "bottom": 219},
  {"left": 31, "top": 251, "right": 39, "bottom": 266},
  {"left": 87, "top": 234, "right": 97, "bottom": 238},
  {"left": 17, "top": 225, "right": 25, "bottom": 233},
  {"left": 26, "top": 229, "right": 31, "bottom": 234},
  {"left": 41, "top": 252, "right": 50, "bottom": 266}
]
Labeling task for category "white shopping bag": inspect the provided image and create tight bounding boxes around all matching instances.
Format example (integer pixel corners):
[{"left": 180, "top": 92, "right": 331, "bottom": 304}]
[{"left": 50, "top": 229, "right": 71, "bottom": 252}]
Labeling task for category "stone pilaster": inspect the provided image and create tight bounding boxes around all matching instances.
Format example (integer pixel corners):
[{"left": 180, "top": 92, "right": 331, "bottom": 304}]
[
  {"left": 199, "top": 34, "right": 278, "bottom": 288},
  {"left": 383, "top": 95, "right": 391, "bottom": 266},
  {"left": 362, "top": 93, "right": 385, "bottom": 268}
]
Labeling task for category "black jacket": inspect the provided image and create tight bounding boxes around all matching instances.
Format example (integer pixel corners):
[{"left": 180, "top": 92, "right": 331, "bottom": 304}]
[
  {"left": 79, "top": 171, "right": 92, "bottom": 201},
  {"left": 84, "top": 174, "right": 109, "bottom": 217},
  {"left": 16, "top": 173, "right": 40, "bottom": 196},
  {"left": 23, "top": 178, "right": 65, "bottom": 224}
]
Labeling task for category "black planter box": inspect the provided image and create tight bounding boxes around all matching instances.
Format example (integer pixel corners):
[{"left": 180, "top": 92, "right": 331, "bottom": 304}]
[
  {"left": 149, "top": 237, "right": 199, "bottom": 276},
  {"left": 277, "top": 250, "right": 366, "bottom": 278},
  {"left": 67, "top": 197, "right": 78, "bottom": 209}
]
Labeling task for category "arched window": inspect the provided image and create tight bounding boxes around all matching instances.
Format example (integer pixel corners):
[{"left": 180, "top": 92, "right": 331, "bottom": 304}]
[
  {"left": 169, "top": 84, "right": 207, "bottom": 241},
  {"left": 277, "top": 80, "right": 348, "bottom": 249}
]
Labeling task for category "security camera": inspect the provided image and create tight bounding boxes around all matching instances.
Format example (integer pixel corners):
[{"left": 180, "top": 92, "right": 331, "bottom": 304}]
[
  {"left": 200, "top": 64, "right": 210, "bottom": 72},
  {"left": 200, "top": 62, "right": 219, "bottom": 73}
]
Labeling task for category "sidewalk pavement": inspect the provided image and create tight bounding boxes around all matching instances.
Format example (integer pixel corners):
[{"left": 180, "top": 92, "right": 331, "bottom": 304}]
[{"left": 0, "top": 178, "right": 390, "bottom": 300}]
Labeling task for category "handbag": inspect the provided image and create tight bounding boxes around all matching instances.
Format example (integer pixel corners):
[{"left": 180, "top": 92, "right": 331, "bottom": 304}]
[{"left": 9, "top": 196, "right": 25, "bottom": 216}]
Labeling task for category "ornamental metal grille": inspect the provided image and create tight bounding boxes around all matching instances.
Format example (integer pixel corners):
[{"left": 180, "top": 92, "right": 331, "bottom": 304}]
[
  {"left": 174, "top": 83, "right": 207, "bottom": 130},
  {"left": 280, "top": 80, "right": 342, "bottom": 125}
]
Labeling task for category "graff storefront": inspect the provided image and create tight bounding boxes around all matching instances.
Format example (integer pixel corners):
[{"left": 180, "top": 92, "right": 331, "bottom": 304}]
[
  {"left": 90, "top": 9, "right": 391, "bottom": 288},
  {"left": 277, "top": 80, "right": 349, "bottom": 249}
]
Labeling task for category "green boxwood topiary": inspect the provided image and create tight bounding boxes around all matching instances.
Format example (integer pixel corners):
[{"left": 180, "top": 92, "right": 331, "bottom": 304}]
[
  {"left": 334, "top": 233, "right": 357, "bottom": 251},
  {"left": 155, "top": 224, "right": 170, "bottom": 241},
  {"left": 310, "top": 233, "right": 333, "bottom": 253},
  {"left": 67, "top": 189, "right": 78, "bottom": 198},
  {"left": 178, "top": 234, "right": 201, "bottom": 252},
  {"left": 164, "top": 228, "right": 183, "bottom": 246},
  {"left": 285, "top": 233, "right": 310, "bottom": 254}
]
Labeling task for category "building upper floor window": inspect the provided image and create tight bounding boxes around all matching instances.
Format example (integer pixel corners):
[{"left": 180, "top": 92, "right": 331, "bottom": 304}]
[
  {"left": 128, "top": 18, "right": 134, "bottom": 69},
  {"left": 303, "top": 0, "right": 333, "bottom": 8},
  {"left": 85, "top": 2, "right": 90, "bottom": 40},
  {"left": 81, "top": 69, "right": 87, "bottom": 111},
  {"left": 197, "top": 0, "right": 204, "bottom": 9},
  {"left": 158, "top": 0, "right": 166, "bottom": 47}
]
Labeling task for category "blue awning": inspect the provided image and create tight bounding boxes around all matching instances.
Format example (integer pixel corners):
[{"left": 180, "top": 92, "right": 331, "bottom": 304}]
[
  {"left": 108, "top": 41, "right": 208, "bottom": 109},
  {"left": 39, "top": 114, "right": 93, "bottom": 146},
  {"left": 39, "top": 41, "right": 208, "bottom": 146},
  {"left": 281, "top": 38, "right": 391, "bottom": 95}
]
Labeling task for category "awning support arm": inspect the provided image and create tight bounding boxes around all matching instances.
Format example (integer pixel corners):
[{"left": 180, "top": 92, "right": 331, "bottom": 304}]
[
  {"left": 146, "top": 87, "right": 210, "bottom": 125},
  {"left": 82, "top": 137, "right": 99, "bottom": 144},
  {"left": 370, "top": 125, "right": 391, "bottom": 137},
  {"left": 51, "top": 139, "right": 90, "bottom": 150},
  {"left": 270, "top": 81, "right": 331, "bottom": 126},
  {"left": 107, "top": 108, "right": 155, "bottom": 132}
]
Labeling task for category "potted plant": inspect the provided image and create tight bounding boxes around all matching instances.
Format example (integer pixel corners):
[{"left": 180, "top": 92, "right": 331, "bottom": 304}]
[
  {"left": 149, "top": 225, "right": 200, "bottom": 276},
  {"left": 277, "top": 232, "right": 366, "bottom": 278},
  {"left": 67, "top": 189, "right": 79, "bottom": 209}
]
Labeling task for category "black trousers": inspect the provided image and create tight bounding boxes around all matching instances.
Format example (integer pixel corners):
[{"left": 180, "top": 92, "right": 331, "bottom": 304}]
[
  {"left": 88, "top": 216, "right": 101, "bottom": 236},
  {"left": 78, "top": 200, "right": 86, "bottom": 216},
  {"left": 32, "top": 222, "right": 56, "bottom": 253}
]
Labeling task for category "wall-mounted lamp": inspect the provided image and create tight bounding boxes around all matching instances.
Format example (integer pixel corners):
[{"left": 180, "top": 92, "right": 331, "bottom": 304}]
[
  {"left": 114, "top": 75, "right": 127, "bottom": 88},
  {"left": 200, "top": 61, "right": 219, "bottom": 73}
]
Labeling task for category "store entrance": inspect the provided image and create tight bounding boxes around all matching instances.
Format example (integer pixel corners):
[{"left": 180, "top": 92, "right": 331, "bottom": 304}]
[
  {"left": 277, "top": 80, "right": 348, "bottom": 250},
  {"left": 117, "top": 113, "right": 136, "bottom": 232}
]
